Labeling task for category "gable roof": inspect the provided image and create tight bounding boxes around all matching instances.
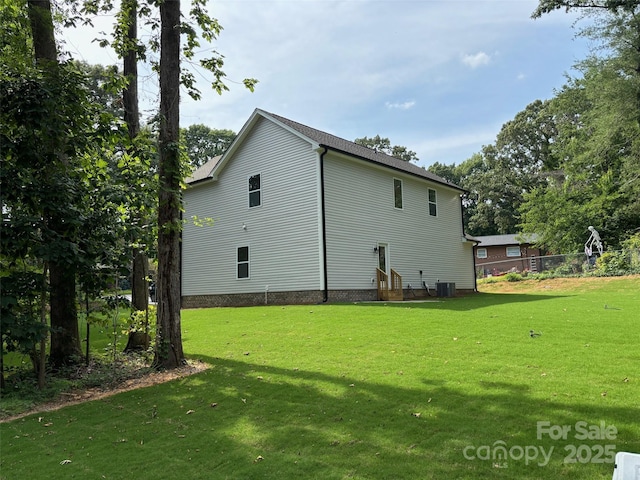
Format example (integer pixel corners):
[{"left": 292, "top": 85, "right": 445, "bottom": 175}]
[
  {"left": 264, "top": 111, "right": 463, "bottom": 191},
  {"left": 474, "top": 233, "right": 540, "bottom": 247},
  {"left": 186, "top": 109, "right": 464, "bottom": 192}
]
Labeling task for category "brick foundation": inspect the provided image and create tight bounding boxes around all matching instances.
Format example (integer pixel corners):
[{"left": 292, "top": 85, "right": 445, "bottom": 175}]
[{"left": 181, "top": 287, "right": 475, "bottom": 308}]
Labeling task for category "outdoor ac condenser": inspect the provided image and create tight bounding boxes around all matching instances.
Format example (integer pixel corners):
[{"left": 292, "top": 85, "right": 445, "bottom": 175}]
[
  {"left": 436, "top": 282, "right": 456, "bottom": 297},
  {"left": 612, "top": 452, "right": 640, "bottom": 480}
]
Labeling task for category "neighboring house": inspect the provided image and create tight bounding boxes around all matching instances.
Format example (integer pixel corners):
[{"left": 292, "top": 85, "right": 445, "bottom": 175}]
[
  {"left": 474, "top": 234, "right": 541, "bottom": 276},
  {"left": 182, "top": 109, "right": 477, "bottom": 307}
]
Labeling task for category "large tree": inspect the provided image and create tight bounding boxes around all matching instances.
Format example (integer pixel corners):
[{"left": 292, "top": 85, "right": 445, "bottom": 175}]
[
  {"left": 26, "top": 0, "right": 83, "bottom": 367},
  {"left": 523, "top": 0, "right": 640, "bottom": 251},
  {"left": 182, "top": 124, "right": 235, "bottom": 169},
  {"left": 155, "top": 0, "right": 184, "bottom": 368},
  {"left": 354, "top": 135, "right": 419, "bottom": 162}
]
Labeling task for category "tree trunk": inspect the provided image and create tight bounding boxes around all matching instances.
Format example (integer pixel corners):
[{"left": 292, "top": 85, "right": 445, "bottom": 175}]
[
  {"left": 121, "top": 0, "right": 152, "bottom": 353},
  {"left": 27, "top": 0, "right": 57, "bottom": 64},
  {"left": 28, "top": 0, "right": 82, "bottom": 368},
  {"left": 124, "top": 2, "right": 148, "bottom": 315},
  {"left": 154, "top": 0, "right": 184, "bottom": 369},
  {"left": 48, "top": 262, "right": 82, "bottom": 367},
  {"left": 125, "top": 251, "right": 151, "bottom": 353},
  {"left": 131, "top": 250, "right": 148, "bottom": 311},
  {"left": 122, "top": 0, "right": 140, "bottom": 140}
]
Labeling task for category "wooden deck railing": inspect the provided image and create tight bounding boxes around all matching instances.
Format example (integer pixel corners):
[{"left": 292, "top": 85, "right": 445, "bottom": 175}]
[{"left": 376, "top": 268, "right": 403, "bottom": 301}]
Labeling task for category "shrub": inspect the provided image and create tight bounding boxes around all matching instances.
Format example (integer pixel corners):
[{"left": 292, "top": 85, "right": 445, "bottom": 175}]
[
  {"left": 594, "top": 251, "right": 629, "bottom": 276},
  {"left": 622, "top": 233, "right": 640, "bottom": 273},
  {"left": 504, "top": 272, "right": 523, "bottom": 282}
]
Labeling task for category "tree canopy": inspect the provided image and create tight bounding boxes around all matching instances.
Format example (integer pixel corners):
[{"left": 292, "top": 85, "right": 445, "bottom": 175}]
[
  {"left": 181, "top": 124, "right": 235, "bottom": 169},
  {"left": 430, "top": 2, "right": 640, "bottom": 251},
  {"left": 354, "top": 135, "right": 419, "bottom": 162}
]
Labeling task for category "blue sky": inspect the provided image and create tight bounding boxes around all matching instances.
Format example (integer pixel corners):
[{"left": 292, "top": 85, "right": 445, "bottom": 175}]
[{"left": 62, "top": 0, "right": 590, "bottom": 168}]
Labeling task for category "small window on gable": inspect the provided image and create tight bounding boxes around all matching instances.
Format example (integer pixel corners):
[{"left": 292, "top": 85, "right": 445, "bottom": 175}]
[
  {"left": 393, "top": 178, "right": 403, "bottom": 209},
  {"left": 476, "top": 248, "right": 487, "bottom": 259},
  {"left": 237, "top": 246, "right": 249, "bottom": 279},
  {"left": 428, "top": 188, "right": 437, "bottom": 217},
  {"left": 506, "top": 246, "right": 521, "bottom": 257},
  {"left": 249, "top": 174, "right": 261, "bottom": 208}
]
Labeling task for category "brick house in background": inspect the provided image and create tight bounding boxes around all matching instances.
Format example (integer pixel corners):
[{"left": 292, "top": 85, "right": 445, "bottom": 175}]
[{"left": 474, "top": 234, "right": 541, "bottom": 276}]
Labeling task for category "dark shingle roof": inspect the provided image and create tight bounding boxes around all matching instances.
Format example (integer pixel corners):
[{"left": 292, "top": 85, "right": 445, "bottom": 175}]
[
  {"left": 185, "top": 109, "right": 463, "bottom": 191},
  {"left": 186, "top": 155, "right": 222, "bottom": 184},
  {"left": 263, "top": 110, "right": 463, "bottom": 191}
]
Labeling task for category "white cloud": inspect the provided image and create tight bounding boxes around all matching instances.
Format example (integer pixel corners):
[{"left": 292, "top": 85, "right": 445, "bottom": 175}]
[
  {"left": 59, "top": 0, "right": 590, "bottom": 164},
  {"left": 461, "top": 52, "right": 491, "bottom": 69},
  {"left": 386, "top": 101, "right": 416, "bottom": 110}
]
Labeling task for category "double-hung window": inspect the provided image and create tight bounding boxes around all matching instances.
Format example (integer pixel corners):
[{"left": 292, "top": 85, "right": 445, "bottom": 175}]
[
  {"left": 506, "top": 246, "right": 521, "bottom": 257},
  {"left": 393, "top": 178, "right": 403, "bottom": 209},
  {"left": 237, "top": 246, "right": 249, "bottom": 279},
  {"left": 249, "top": 174, "right": 261, "bottom": 208},
  {"left": 428, "top": 188, "right": 437, "bottom": 216},
  {"left": 476, "top": 248, "right": 487, "bottom": 259}
]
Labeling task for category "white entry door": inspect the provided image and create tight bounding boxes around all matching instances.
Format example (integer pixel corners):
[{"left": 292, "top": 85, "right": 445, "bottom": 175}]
[{"left": 377, "top": 243, "right": 389, "bottom": 276}]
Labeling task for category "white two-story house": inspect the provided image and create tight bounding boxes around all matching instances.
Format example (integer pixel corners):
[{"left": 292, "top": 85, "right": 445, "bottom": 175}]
[{"left": 182, "top": 109, "right": 476, "bottom": 307}]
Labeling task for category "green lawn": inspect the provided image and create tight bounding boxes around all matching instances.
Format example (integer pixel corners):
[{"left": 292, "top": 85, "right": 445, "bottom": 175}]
[{"left": 1, "top": 276, "right": 639, "bottom": 479}]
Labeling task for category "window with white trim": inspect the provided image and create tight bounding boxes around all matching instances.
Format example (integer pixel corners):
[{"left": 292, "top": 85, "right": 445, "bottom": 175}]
[
  {"left": 476, "top": 248, "right": 487, "bottom": 259},
  {"left": 428, "top": 188, "right": 437, "bottom": 216},
  {"left": 237, "top": 246, "right": 249, "bottom": 279},
  {"left": 248, "top": 174, "right": 261, "bottom": 208},
  {"left": 506, "top": 246, "right": 521, "bottom": 257},
  {"left": 393, "top": 178, "right": 403, "bottom": 209}
]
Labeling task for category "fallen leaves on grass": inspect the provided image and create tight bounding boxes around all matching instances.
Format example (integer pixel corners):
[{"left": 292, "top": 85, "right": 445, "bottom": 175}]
[{"left": 1, "top": 360, "right": 209, "bottom": 423}]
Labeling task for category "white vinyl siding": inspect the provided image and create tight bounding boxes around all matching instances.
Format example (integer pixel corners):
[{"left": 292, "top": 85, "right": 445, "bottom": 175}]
[
  {"left": 323, "top": 153, "right": 474, "bottom": 290},
  {"left": 182, "top": 117, "right": 321, "bottom": 296}
]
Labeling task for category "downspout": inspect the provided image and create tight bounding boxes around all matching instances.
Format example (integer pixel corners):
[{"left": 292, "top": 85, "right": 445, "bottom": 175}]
[
  {"left": 319, "top": 147, "right": 329, "bottom": 302},
  {"left": 460, "top": 195, "right": 478, "bottom": 292}
]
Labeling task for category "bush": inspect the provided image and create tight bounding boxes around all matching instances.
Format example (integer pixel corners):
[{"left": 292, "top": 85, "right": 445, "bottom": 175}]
[
  {"left": 622, "top": 233, "right": 640, "bottom": 272},
  {"left": 504, "top": 272, "right": 523, "bottom": 282},
  {"left": 594, "top": 251, "right": 629, "bottom": 276}
]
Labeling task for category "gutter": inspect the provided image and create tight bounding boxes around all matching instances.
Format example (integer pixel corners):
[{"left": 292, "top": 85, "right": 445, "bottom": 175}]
[{"left": 319, "top": 147, "right": 329, "bottom": 302}]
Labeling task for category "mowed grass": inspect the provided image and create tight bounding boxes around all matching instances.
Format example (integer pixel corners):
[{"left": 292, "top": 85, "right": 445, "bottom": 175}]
[{"left": 1, "top": 276, "right": 639, "bottom": 479}]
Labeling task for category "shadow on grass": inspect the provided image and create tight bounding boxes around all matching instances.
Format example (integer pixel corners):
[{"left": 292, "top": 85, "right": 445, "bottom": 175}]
[
  {"left": 356, "top": 291, "right": 572, "bottom": 311},
  {"left": 66, "top": 355, "right": 635, "bottom": 479},
  {"left": 2, "top": 351, "right": 636, "bottom": 479}
]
